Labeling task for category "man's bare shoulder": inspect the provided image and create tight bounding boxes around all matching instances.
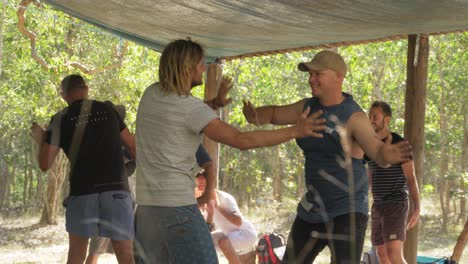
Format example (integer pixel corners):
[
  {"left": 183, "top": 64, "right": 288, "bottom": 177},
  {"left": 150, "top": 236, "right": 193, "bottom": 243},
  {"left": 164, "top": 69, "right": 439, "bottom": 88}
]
[{"left": 347, "top": 111, "right": 369, "bottom": 127}]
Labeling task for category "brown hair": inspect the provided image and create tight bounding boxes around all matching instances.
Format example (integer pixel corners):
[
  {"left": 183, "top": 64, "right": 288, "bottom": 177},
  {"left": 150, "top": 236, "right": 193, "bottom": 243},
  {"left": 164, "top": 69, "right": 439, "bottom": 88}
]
[
  {"left": 370, "top": 101, "right": 392, "bottom": 117},
  {"left": 158, "top": 39, "right": 205, "bottom": 96}
]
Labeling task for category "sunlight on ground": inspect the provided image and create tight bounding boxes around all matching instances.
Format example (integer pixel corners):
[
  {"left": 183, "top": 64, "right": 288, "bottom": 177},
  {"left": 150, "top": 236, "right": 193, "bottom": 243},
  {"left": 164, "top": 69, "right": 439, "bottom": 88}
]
[{"left": 0, "top": 195, "right": 466, "bottom": 264}]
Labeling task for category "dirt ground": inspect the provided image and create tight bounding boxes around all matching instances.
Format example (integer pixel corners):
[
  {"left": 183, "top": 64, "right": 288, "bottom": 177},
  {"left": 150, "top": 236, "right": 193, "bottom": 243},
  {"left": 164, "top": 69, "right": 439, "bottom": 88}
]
[{"left": 0, "top": 196, "right": 466, "bottom": 264}]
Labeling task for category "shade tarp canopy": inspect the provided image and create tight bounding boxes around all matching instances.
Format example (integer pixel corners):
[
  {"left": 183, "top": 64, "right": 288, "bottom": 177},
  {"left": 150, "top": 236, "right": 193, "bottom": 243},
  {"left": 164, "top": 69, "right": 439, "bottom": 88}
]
[{"left": 43, "top": 0, "right": 468, "bottom": 61}]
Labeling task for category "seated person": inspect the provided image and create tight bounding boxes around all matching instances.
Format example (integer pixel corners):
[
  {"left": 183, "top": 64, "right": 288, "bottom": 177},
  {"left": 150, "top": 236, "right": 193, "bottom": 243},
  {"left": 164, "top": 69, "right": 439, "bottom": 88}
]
[{"left": 196, "top": 173, "right": 257, "bottom": 264}]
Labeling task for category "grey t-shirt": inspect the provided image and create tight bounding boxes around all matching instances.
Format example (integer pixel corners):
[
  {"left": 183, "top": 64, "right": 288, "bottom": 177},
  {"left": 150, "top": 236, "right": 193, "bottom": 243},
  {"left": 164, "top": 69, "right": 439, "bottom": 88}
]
[{"left": 135, "top": 83, "right": 218, "bottom": 206}]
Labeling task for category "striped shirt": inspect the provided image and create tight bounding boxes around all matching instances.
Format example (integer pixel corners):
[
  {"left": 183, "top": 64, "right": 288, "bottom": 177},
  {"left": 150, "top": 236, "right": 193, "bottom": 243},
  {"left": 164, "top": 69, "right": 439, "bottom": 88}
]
[{"left": 365, "top": 132, "right": 409, "bottom": 204}]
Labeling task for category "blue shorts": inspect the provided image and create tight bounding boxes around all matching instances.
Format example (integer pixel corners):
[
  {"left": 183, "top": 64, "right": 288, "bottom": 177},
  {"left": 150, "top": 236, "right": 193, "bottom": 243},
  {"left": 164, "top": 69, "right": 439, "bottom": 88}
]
[
  {"left": 134, "top": 204, "right": 218, "bottom": 264},
  {"left": 63, "top": 190, "right": 134, "bottom": 240}
]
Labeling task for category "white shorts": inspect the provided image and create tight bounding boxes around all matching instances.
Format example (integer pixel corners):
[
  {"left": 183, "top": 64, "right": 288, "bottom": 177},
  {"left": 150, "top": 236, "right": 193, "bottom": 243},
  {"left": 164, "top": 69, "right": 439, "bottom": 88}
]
[{"left": 211, "top": 229, "right": 257, "bottom": 255}]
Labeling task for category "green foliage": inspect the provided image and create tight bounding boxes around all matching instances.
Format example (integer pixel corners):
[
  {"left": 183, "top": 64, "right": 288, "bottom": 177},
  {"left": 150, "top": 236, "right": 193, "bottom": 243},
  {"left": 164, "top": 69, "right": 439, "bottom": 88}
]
[
  {"left": 422, "top": 184, "right": 435, "bottom": 197},
  {"left": 0, "top": 0, "right": 466, "bottom": 212}
]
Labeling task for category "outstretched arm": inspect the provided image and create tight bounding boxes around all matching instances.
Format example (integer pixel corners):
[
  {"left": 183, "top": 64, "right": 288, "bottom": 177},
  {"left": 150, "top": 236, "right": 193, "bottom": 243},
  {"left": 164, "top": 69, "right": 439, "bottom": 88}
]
[
  {"left": 203, "top": 108, "right": 325, "bottom": 150},
  {"left": 402, "top": 160, "right": 420, "bottom": 229},
  {"left": 349, "top": 112, "right": 412, "bottom": 167},
  {"left": 242, "top": 99, "right": 307, "bottom": 125}
]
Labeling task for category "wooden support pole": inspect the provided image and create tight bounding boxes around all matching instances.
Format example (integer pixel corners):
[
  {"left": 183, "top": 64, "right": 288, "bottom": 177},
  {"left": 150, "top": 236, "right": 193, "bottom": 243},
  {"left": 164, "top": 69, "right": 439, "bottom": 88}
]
[
  {"left": 203, "top": 63, "right": 223, "bottom": 186},
  {"left": 403, "top": 34, "right": 429, "bottom": 263},
  {"left": 450, "top": 220, "right": 468, "bottom": 262}
]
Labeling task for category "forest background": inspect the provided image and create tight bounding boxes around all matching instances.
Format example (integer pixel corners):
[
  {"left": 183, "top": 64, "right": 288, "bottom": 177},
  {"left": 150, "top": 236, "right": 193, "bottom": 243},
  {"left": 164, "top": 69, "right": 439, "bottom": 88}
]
[{"left": 0, "top": 0, "right": 466, "bottom": 263}]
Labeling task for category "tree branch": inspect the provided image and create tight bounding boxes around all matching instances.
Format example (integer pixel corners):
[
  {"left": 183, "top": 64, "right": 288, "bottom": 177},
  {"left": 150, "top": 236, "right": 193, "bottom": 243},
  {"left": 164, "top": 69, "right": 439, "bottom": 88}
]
[
  {"left": 65, "top": 41, "right": 128, "bottom": 74},
  {"left": 17, "top": 0, "right": 49, "bottom": 70},
  {"left": 17, "top": 0, "right": 128, "bottom": 74}
]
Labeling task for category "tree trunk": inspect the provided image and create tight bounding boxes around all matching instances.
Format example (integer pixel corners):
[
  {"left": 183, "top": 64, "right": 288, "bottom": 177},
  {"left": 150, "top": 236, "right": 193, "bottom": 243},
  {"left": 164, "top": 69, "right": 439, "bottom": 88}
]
[
  {"left": 439, "top": 180, "right": 448, "bottom": 231},
  {"left": 272, "top": 146, "right": 282, "bottom": 202},
  {"left": 450, "top": 220, "right": 468, "bottom": 262},
  {"left": 39, "top": 151, "right": 68, "bottom": 225},
  {"left": 36, "top": 167, "right": 44, "bottom": 208},
  {"left": 27, "top": 166, "right": 34, "bottom": 208},
  {"left": 23, "top": 151, "right": 29, "bottom": 206},
  {"left": 5, "top": 166, "right": 15, "bottom": 208},
  {"left": 0, "top": 159, "right": 8, "bottom": 208},
  {"left": 403, "top": 34, "right": 429, "bottom": 264},
  {"left": 453, "top": 198, "right": 457, "bottom": 218},
  {"left": 436, "top": 46, "right": 450, "bottom": 232},
  {"left": 460, "top": 105, "right": 468, "bottom": 221},
  {"left": 0, "top": 1, "right": 4, "bottom": 78}
]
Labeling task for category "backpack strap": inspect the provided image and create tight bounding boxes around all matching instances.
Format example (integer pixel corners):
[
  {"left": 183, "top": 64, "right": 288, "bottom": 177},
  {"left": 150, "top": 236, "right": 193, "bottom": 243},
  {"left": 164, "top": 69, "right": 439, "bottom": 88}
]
[
  {"left": 258, "top": 234, "right": 270, "bottom": 263},
  {"left": 264, "top": 234, "right": 280, "bottom": 263}
]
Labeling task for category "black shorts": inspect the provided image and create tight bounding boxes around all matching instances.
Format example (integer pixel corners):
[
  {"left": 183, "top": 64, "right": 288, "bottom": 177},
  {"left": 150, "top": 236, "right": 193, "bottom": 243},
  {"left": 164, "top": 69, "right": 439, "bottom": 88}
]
[{"left": 282, "top": 213, "right": 368, "bottom": 263}]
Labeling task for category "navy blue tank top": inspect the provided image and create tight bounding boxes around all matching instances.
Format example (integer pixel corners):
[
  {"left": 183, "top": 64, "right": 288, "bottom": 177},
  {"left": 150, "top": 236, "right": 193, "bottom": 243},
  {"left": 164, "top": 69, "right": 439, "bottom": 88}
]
[{"left": 296, "top": 93, "right": 368, "bottom": 223}]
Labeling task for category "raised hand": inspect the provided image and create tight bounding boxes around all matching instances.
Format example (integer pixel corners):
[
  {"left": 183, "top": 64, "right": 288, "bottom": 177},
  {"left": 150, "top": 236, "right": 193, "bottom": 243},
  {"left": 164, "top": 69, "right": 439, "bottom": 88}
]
[
  {"left": 382, "top": 140, "right": 413, "bottom": 165},
  {"left": 214, "top": 76, "right": 233, "bottom": 108},
  {"left": 242, "top": 100, "right": 260, "bottom": 126},
  {"left": 30, "top": 122, "right": 46, "bottom": 145},
  {"left": 295, "top": 108, "right": 326, "bottom": 138},
  {"left": 197, "top": 188, "right": 214, "bottom": 206},
  {"left": 384, "top": 133, "right": 393, "bottom": 144}
]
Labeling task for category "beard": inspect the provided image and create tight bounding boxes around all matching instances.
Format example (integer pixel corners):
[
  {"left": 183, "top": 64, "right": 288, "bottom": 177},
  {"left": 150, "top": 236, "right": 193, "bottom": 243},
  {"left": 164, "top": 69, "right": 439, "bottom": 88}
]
[
  {"left": 373, "top": 122, "right": 385, "bottom": 133},
  {"left": 191, "top": 79, "right": 203, "bottom": 88}
]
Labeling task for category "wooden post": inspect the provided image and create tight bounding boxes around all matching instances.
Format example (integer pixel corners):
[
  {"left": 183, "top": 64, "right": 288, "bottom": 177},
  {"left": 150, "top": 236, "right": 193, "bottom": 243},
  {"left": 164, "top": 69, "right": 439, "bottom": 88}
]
[
  {"left": 450, "top": 220, "right": 468, "bottom": 262},
  {"left": 403, "top": 34, "right": 429, "bottom": 263},
  {"left": 203, "top": 62, "right": 223, "bottom": 186}
]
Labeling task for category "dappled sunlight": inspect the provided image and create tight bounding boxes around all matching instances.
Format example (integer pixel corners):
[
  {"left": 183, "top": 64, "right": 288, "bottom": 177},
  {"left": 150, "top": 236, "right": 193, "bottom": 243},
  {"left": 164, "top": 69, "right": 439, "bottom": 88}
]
[{"left": 0, "top": 194, "right": 465, "bottom": 263}]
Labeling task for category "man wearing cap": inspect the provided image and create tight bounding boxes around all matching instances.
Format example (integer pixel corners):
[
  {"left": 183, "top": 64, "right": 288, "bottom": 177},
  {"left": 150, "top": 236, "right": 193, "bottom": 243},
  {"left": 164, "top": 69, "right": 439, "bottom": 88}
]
[{"left": 242, "top": 50, "right": 412, "bottom": 263}]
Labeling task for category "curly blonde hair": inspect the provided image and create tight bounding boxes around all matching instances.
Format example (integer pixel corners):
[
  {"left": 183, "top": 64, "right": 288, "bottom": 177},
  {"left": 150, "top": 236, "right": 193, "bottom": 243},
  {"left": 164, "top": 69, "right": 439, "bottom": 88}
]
[{"left": 158, "top": 39, "right": 205, "bottom": 96}]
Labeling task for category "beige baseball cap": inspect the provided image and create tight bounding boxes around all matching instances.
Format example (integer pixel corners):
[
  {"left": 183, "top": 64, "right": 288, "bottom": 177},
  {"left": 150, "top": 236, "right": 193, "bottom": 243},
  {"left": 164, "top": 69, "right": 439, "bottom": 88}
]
[{"left": 298, "top": 50, "right": 347, "bottom": 76}]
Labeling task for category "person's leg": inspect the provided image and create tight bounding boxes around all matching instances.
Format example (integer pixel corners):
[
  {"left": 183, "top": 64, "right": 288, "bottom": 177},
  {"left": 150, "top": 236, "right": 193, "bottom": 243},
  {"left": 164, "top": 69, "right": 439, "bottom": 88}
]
[
  {"left": 164, "top": 204, "right": 218, "bottom": 264},
  {"left": 376, "top": 244, "right": 391, "bottom": 264},
  {"left": 225, "top": 229, "right": 257, "bottom": 255},
  {"left": 217, "top": 234, "right": 241, "bottom": 264},
  {"left": 99, "top": 190, "right": 135, "bottom": 263},
  {"left": 380, "top": 201, "right": 409, "bottom": 264},
  {"left": 111, "top": 239, "right": 135, "bottom": 264},
  {"left": 86, "top": 236, "right": 113, "bottom": 264},
  {"left": 282, "top": 216, "right": 327, "bottom": 264},
  {"left": 384, "top": 240, "right": 406, "bottom": 264},
  {"left": 330, "top": 213, "right": 368, "bottom": 264},
  {"left": 84, "top": 254, "right": 99, "bottom": 264},
  {"left": 225, "top": 229, "right": 257, "bottom": 264},
  {"left": 371, "top": 204, "right": 387, "bottom": 263},
  {"left": 68, "top": 233, "right": 90, "bottom": 264},
  {"left": 63, "top": 194, "right": 100, "bottom": 264},
  {"left": 134, "top": 204, "right": 217, "bottom": 264},
  {"left": 134, "top": 205, "right": 166, "bottom": 263}
]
